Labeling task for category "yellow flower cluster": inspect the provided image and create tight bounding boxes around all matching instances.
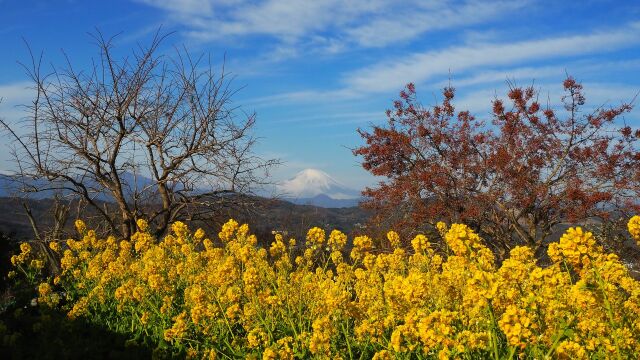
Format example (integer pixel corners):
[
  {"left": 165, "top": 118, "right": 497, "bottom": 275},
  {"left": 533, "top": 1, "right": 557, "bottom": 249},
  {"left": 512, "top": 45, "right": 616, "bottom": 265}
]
[
  {"left": 411, "top": 234, "right": 430, "bottom": 253},
  {"left": 328, "top": 230, "right": 347, "bottom": 251},
  {"left": 306, "top": 227, "right": 326, "bottom": 247},
  {"left": 386, "top": 231, "right": 401, "bottom": 249},
  {"left": 11, "top": 242, "right": 32, "bottom": 266},
  {"left": 498, "top": 305, "right": 533, "bottom": 349},
  {"left": 37, "top": 282, "right": 61, "bottom": 307},
  {"left": 10, "top": 241, "right": 46, "bottom": 283},
  {"left": 629, "top": 215, "right": 640, "bottom": 245},
  {"left": 12, "top": 217, "right": 640, "bottom": 358}
]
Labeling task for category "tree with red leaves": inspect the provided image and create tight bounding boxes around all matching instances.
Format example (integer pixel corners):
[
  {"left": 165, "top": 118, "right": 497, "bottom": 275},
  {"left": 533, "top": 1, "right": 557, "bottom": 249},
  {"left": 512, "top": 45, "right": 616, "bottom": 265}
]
[{"left": 354, "top": 77, "right": 640, "bottom": 256}]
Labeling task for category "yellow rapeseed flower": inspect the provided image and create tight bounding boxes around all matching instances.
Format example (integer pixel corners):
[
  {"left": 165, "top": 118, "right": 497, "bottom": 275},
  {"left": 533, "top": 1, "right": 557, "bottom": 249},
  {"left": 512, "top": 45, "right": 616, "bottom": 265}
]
[
  {"left": 411, "top": 234, "right": 429, "bottom": 253},
  {"left": 628, "top": 215, "right": 640, "bottom": 244},
  {"left": 387, "top": 230, "right": 401, "bottom": 249},
  {"left": 48, "top": 241, "right": 60, "bottom": 252},
  {"left": 74, "top": 219, "right": 86, "bottom": 233},
  {"left": 14, "top": 216, "right": 640, "bottom": 359},
  {"left": 136, "top": 218, "right": 149, "bottom": 232},
  {"left": 306, "top": 227, "right": 326, "bottom": 247}
]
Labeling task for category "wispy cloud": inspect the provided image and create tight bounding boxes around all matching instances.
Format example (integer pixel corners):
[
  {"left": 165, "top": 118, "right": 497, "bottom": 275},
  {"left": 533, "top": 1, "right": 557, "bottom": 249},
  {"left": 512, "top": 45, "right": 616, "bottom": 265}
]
[
  {"left": 437, "top": 59, "right": 640, "bottom": 88},
  {"left": 342, "top": 22, "right": 640, "bottom": 94},
  {"left": 237, "top": 22, "right": 640, "bottom": 108},
  {"left": 240, "top": 88, "right": 356, "bottom": 108},
  {"left": 268, "top": 111, "right": 381, "bottom": 125},
  {"left": 0, "top": 81, "right": 33, "bottom": 121},
  {"left": 344, "top": 1, "right": 526, "bottom": 48},
  {"left": 454, "top": 82, "right": 640, "bottom": 117},
  {"left": 138, "top": 0, "right": 214, "bottom": 16},
  {"left": 136, "top": 0, "right": 527, "bottom": 58}
]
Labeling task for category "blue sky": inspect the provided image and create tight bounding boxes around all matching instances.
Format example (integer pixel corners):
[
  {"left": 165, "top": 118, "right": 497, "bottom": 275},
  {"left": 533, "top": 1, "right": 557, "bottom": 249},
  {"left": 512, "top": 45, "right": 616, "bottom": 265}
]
[{"left": 1, "top": 0, "right": 639, "bottom": 191}]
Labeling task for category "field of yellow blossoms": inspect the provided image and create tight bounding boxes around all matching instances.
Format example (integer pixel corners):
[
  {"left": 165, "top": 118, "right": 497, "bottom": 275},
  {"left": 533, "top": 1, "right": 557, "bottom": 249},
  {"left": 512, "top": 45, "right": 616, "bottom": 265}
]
[{"left": 8, "top": 216, "right": 640, "bottom": 359}]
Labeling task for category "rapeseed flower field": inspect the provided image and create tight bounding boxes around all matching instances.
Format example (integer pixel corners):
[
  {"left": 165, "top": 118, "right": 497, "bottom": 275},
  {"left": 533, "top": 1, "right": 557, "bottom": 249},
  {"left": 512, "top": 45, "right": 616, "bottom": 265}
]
[{"left": 8, "top": 216, "right": 640, "bottom": 359}]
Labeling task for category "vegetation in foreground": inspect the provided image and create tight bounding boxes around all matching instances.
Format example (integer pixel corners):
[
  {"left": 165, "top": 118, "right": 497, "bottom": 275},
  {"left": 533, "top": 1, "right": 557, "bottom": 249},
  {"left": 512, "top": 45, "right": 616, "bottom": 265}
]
[{"left": 4, "top": 216, "right": 640, "bottom": 359}]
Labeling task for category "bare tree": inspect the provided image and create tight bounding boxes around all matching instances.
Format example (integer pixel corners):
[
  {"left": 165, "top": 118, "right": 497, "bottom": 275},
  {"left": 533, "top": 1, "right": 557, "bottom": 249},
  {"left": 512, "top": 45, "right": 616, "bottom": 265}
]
[{"left": 0, "top": 31, "right": 278, "bottom": 238}]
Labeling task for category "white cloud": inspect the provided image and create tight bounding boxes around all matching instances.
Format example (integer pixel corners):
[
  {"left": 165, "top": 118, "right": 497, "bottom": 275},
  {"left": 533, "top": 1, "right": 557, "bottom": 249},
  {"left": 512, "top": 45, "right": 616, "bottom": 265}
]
[
  {"left": 239, "top": 24, "right": 640, "bottom": 109},
  {"left": 0, "top": 80, "right": 35, "bottom": 167},
  {"left": 240, "top": 88, "right": 357, "bottom": 108},
  {"left": 137, "top": 0, "right": 214, "bottom": 16},
  {"left": 0, "top": 81, "right": 33, "bottom": 121},
  {"left": 454, "top": 82, "right": 640, "bottom": 117},
  {"left": 344, "top": 0, "right": 526, "bottom": 48},
  {"left": 342, "top": 22, "right": 640, "bottom": 94},
  {"left": 438, "top": 65, "right": 566, "bottom": 88},
  {"left": 136, "top": 0, "right": 526, "bottom": 57},
  {"left": 268, "top": 111, "right": 381, "bottom": 125},
  {"left": 579, "top": 82, "right": 640, "bottom": 107},
  {"left": 438, "top": 60, "right": 640, "bottom": 88}
]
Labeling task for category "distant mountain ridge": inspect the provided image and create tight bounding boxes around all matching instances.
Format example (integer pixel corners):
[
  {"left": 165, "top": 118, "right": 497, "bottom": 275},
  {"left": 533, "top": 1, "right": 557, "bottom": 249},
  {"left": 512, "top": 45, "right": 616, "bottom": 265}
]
[
  {"left": 0, "top": 172, "right": 157, "bottom": 200},
  {"left": 1, "top": 168, "right": 364, "bottom": 209},
  {"left": 277, "top": 169, "right": 362, "bottom": 208},
  {"left": 285, "top": 194, "right": 361, "bottom": 208}
]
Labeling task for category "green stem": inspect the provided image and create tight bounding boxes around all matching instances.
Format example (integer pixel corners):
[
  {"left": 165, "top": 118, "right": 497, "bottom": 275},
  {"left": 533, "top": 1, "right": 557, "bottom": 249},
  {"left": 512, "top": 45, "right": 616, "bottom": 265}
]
[
  {"left": 487, "top": 301, "right": 500, "bottom": 360},
  {"left": 341, "top": 321, "right": 354, "bottom": 360},
  {"left": 214, "top": 297, "right": 236, "bottom": 341},
  {"left": 593, "top": 267, "right": 623, "bottom": 360}
]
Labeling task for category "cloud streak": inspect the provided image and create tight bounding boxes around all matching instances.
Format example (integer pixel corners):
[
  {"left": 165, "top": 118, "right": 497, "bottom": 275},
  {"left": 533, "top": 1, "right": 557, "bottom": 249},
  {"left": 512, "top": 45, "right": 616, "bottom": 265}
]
[
  {"left": 0, "top": 81, "right": 33, "bottom": 121},
  {"left": 342, "top": 22, "right": 640, "bottom": 94},
  {"left": 435, "top": 59, "right": 640, "bottom": 88},
  {"left": 237, "top": 23, "right": 640, "bottom": 108},
  {"left": 136, "top": 0, "right": 527, "bottom": 58},
  {"left": 454, "top": 82, "right": 640, "bottom": 117}
]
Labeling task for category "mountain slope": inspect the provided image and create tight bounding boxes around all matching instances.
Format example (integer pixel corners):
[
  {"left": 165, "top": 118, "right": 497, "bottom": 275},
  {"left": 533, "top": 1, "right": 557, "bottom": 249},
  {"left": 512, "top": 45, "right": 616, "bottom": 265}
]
[
  {"left": 0, "top": 172, "right": 158, "bottom": 200},
  {"left": 277, "top": 169, "right": 361, "bottom": 208}
]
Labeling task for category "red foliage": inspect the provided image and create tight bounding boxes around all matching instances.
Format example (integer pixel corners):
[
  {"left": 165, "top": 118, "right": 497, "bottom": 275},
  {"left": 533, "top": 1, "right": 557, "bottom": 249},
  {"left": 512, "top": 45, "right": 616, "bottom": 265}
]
[{"left": 354, "top": 77, "right": 640, "bottom": 255}]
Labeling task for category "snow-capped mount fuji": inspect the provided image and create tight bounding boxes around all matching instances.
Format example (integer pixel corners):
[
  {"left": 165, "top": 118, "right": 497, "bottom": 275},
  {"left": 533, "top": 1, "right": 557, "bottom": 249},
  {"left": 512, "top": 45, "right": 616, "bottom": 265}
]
[
  {"left": 279, "top": 169, "right": 358, "bottom": 199},
  {"left": 278, "top": 169, "right": 361, "bottom": 208}
]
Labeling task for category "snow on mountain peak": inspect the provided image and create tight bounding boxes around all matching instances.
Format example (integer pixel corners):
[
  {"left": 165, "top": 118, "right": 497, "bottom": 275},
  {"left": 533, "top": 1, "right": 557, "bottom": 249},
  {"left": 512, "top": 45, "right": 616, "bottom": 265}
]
[
  {"left": 278, "top": 168, "right": 359, "bottom": 200},
  {"left": 293, "top": 169, "right": 341, "bottom": 187}
]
